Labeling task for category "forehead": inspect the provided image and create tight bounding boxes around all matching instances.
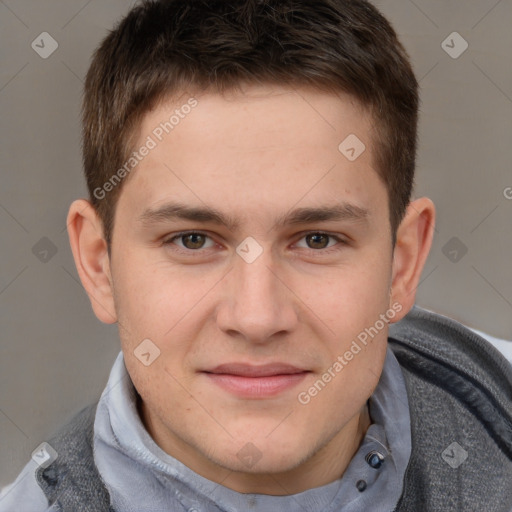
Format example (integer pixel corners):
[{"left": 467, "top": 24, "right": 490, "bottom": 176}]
[
  {"left": 117, "top": 85, "right": 388, "bottom": 231},
  {"left": 143, "top": 85, "right": 373, "bottom": 153}
]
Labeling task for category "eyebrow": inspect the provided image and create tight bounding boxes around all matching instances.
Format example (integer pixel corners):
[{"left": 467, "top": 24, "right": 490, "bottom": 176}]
[{"left": 138, "top": 201, "right": 369, "bottom": 231}]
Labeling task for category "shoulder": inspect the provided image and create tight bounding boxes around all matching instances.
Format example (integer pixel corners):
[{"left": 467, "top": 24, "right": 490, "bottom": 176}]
[
  {"left": 1, "top": 404, "right": 112, "bottom": 512},
  {"left": 388, "top": 305, "right": 512, "bottom": 451},
  {"left": 0, "top": 460, "right": 49, "bottom": 511},
  {"left": 388, "top": 305, "right": 512, "bottom": 409},
  {"left": 389, "top": 306, "right": 512, "bottom": 512},
  {"left": 469, "top": 327, "right": 512, "bottom": 366}
]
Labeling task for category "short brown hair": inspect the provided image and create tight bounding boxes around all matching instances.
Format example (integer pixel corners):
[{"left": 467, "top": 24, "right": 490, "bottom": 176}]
[{"left": 82, "top": 0, "right": 418, "bottom": 245}]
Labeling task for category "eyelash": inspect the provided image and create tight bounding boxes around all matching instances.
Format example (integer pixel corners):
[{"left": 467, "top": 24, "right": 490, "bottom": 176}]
[{"left": 162, "top": 231, "right": 348, "bottom": 256}]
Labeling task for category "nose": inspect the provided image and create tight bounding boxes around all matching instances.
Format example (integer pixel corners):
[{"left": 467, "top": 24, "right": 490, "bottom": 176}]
[{"left": 215, "top": 248, "right": 298, "bottom": 344}]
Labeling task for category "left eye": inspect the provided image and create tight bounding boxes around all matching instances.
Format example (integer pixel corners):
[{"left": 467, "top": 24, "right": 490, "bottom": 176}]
[
  {"left": 167, "top": 232, "right": 215, "bottom": 250},
  {"left": 295, "top": 233, "right": 340, "bottom": 250}
]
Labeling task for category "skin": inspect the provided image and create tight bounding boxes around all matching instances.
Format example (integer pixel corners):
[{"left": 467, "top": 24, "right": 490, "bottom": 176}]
[{"left": 67, "top": 85, "right": 435, "bottom": 495}]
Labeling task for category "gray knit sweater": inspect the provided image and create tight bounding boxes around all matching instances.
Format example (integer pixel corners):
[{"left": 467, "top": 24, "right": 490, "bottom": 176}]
[{"left": 34, "top": 307, "right": 512, "bottom": 511}]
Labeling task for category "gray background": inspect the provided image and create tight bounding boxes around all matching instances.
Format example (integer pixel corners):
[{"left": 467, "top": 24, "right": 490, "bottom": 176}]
[{"left": 1, "top": 0, "right": 511, "bottom": 488}]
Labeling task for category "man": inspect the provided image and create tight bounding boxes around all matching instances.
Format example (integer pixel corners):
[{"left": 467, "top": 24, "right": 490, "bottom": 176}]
[{"left": 1, "top": 0, "right": 511, "bottom": 510}]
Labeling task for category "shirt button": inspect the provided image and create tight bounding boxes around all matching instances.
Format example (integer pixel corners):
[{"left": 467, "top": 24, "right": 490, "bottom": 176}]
[
  {"left": 365, "top": 450, "right": 385, "bottom": 469},
  {"left": 42, "top": 467, "right": 58, "bottom": 486},
  {"left": 356, "top": 479, "right": 367, "bottom": 492}
]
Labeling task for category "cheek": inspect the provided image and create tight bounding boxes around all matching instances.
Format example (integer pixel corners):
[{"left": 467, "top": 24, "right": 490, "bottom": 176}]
[
  {"left": 294, "top": 331, "right": 387, "bottom": 447},
  {"left": 111, "top": 257, "right": 221, "bottom": 361},
  {"left": 290, "top": 253, "right": 392, "bottom": 338},
  {"left": 112, "top": 257, "right": 179, "bottom": 325}
]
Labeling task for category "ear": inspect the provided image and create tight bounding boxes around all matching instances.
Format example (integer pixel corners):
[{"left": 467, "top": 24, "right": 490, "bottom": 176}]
[
  {"left": 389, "top": 197, "right": 436, "bottom": 322},
  {"left": 66, "top": 199, "right": 117, "bottom": 324}
]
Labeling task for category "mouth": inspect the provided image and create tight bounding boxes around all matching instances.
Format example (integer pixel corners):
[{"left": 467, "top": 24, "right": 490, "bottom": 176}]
[{"left": 201, "top": 363, "right": 310, "bottom": 398}]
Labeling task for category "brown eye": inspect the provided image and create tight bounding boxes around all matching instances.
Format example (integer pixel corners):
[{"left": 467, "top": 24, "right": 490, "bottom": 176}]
[
  {"left": 305, "top": 233, "right": 331, "bottom": 249},
  {"left": 180, "top": 233, "right": 207, "bottom": 249},
  {"left": 163, "top": 231, "right": 217, "bottom": 254}
]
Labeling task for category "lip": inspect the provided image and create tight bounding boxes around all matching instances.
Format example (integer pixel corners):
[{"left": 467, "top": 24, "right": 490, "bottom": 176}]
[{"left": 202, "top": 363, "right": 310, "bottom": 398}]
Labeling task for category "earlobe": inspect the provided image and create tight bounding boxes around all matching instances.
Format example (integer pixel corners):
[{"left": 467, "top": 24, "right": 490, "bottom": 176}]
[
  {"left": 66, "top": 199, "right": 117, "bottom": 324},
  {"left": 389, "top": 197, "right": 436, "bottom": 321}
]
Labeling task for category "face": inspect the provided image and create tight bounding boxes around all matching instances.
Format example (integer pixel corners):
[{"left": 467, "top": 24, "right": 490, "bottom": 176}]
[{"left": 105, "top": 86, "right": 399, "bottom": 491}]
